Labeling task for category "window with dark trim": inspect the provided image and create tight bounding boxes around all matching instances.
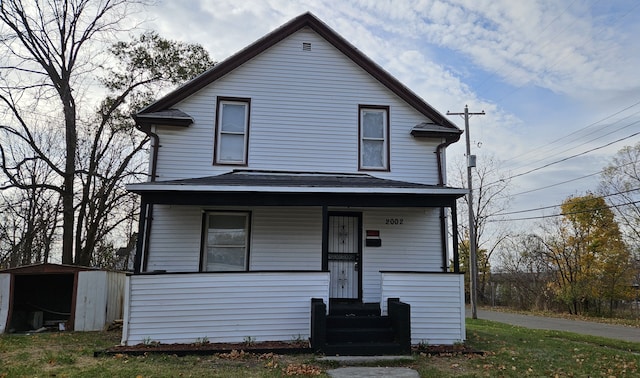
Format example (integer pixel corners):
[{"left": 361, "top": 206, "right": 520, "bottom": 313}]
[
  {"left": 201, "top": 211, "right": 251, "bottom": 272},
  {"left": 214, "top": 97, "right": 250, "bottom": 165},
  {"left": 359, "top": 105, "right": 390, "bottom": 171}
]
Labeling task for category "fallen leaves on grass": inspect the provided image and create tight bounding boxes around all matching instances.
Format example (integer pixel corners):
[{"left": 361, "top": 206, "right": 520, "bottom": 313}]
[
  {"left": 218, "top": 350, "right": 247, "bottom": 360},
  {"left": 282, "top": 363, "right": 321, "bottom": 376},
  {"left": 258, "top": 352, "right": 279, "bottom": 369}
]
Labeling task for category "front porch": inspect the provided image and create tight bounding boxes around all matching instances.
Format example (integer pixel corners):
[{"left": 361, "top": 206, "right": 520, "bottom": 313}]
[{"left": 121, "top": 271, "right": 465, "bottom": 348}]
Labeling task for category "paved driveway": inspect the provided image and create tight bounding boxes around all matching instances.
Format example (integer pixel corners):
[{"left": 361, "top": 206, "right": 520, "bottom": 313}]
[{"left": 468, "top": 307, "right": 640, "bottom": 343}]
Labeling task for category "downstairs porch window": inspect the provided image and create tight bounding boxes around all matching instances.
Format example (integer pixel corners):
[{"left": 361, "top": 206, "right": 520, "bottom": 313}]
[{"left": 203, "top": 212, "right": 250, "bottom": 271}]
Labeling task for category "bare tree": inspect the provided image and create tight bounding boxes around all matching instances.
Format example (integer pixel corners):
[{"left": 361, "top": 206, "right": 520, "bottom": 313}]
[
  {"left": 451, "top": 153, "right": 512, "bottom": 302},
  {"left": 73, "top": 31, "right": 213, "bottom": 265},
  {"left": 0, "top": 0, "right": 136, "bottom": 264},
  {"left": 495, "top": 234, "right": 554, "bottom": 310},
  {"left": 599, "top": 142, "right": 640, "bottom": 252},
  {"left": 0, "top": 2, "right": 213, "bottom": 266},
  {"left": 0, "top": 126, "right": 61, "bottom": 267}
]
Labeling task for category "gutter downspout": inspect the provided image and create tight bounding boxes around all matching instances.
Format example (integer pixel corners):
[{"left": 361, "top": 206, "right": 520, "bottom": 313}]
[{"left": 133, "top": 121, "right": 160, "bottom": 273}]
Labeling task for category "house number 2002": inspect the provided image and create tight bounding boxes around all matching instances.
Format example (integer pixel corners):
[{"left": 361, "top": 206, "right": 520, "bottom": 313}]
[{"left": 385, "top": 218, "right": 404, "bottom": 225}]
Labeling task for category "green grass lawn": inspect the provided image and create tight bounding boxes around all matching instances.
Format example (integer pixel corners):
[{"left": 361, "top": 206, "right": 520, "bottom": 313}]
[{"left": 1, "top": 319, "right": 638, "bottom": 377}]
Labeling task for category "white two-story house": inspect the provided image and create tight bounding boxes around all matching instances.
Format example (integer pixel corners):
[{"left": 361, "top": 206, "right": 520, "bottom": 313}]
[{"left": 122, "top": 12, "right": 467, "bottom": 354}]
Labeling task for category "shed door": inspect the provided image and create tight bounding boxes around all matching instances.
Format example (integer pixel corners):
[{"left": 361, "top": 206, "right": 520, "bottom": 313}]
[{"left": 328, "top": 214, "right": 362, "bottom": 299}]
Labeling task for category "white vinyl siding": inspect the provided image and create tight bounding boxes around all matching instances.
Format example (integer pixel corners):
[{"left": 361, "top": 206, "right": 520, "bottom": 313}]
[
  {"left": 153, "top": 28, "right": 441, "bottom": 184},
  {"left": 250, "top": 207, "right": 322, "bottom": 270},
  {"left": 361, "top": 208, "right": 442, "bottom": 302},
  {"left": 122, "top": 272, "right": 330, "bottom": 345},
  {"left": 381, "top": 272, "right": 466, "bottom": 345},
  {"left": 145, "top": 205, "right": 202, "bottom": 272}
]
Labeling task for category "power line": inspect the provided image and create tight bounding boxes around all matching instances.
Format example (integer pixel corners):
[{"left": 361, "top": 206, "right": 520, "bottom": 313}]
[
  {"left": 488, "top": 199, "right": 640, "bottom": 223},
  {"left": 494, "top": 187, "right": 640, "bottom": 217},
  {"left": 512, "top": 171, "right": 600, "bottom": 196},
  {"left": 502, "top": 99, "right": 640, "bottom": 171},
  {"left": 511, "top": 160, "right": 638, "bottom": 196},
  {"left": 511, "top": 109, "right": 640, "bottom": 172},
  {"left": 486, "top": 124, "right": 640, "bottom": 187}
]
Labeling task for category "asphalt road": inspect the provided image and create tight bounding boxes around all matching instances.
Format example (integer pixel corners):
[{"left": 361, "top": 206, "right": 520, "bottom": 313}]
[{"left": 469, "top": 307, "right": 640, "bottom": 343}]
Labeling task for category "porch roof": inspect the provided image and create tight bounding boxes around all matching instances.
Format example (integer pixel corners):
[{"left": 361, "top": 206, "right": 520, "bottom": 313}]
[{"left": 127, "top": 171, "right": 467, "bottom": 207}]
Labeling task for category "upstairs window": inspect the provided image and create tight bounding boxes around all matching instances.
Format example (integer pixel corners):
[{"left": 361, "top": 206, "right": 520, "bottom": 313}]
[
  {"left": 202, "top": 212, "right": 250, "bottom": 272},
  {"left": 359, "top": 105, "right": 389, "bottom": 170},
  {"left": 215, "top": 97, "right": 250, "bottom": 165}
]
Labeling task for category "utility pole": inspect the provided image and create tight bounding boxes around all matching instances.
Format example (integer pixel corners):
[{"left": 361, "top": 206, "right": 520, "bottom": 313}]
[{"left": 447, "top": 105, "right": 484, "bottom": 319}]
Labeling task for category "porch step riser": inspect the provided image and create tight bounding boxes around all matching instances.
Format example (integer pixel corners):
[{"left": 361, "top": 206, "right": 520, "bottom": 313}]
[
  {"left": 327, "top": 328, "right": 395, "bottom": 343},
  {"left": 322, "top": 343, "right": 409, "bottom": 356},
  {"left": 329, "top": 302, "right": 381, "bottom": 317},
  {"left": 327, "top": 316, "right": 391, "bottom": 329}
]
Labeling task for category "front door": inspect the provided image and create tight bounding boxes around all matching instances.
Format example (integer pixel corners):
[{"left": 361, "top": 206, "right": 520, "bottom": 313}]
[{"left": 328, "top": 213, "right": 362, "bottom": 299}]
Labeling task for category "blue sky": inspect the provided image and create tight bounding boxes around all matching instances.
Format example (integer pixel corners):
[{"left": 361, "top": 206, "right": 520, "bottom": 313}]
[{"left": 140, "top": 0, "right": 640, "bottom": 228}]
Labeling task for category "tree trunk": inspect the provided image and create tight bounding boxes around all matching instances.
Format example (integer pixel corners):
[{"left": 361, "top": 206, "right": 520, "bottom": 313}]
[{"left": 61, "top": 93, "right": 76, "bottom": 265}]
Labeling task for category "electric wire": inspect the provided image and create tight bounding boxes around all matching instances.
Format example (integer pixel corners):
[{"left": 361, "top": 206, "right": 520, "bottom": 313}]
[
  {"left": 501, "top": 98, "right": 640, "bottom": 171},
  {"left": 511, "top": 160, "right": 638, "bottom": 196},
  {"left": 506, "top": 106, "right": 640, "bottom": 172},
  {"left": 485, "top": 123, "right": 640, "bottom": 188},
  {"left": 488, "top": 199, "right": 640, "bottom": 223},
  {"left": 493, "top": 187, "right": 640, "bottom": 217}
]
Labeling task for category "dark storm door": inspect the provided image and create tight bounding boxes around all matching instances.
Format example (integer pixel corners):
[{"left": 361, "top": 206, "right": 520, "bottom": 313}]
[{"left": 327, "top": 213, "right": 362, "bottom": 299}]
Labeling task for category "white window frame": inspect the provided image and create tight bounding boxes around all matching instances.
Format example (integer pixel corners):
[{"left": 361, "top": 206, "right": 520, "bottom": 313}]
[
  {"left": 359, "top": 105, "right": 389, "bottom": 171},
  {"left": 202, "top": 211, "right": 250, "bottom": 272},
  {"left": 215, "top": 98, "right": 250, "bottom": 165}
]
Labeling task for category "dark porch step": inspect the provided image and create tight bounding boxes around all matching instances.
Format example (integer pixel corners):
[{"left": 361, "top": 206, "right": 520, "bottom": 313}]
[
  {"left": 322, "top": 342, "right": 410, "bottom": 356},
  {"left": 329, "top": 302, "right": 381, "bottom": 316},
  {"left": 326, "top": 327, "right": 395, "bottom": 343},
  {"left": 327, "top": 315, "right": 391, "bottom": 329}
]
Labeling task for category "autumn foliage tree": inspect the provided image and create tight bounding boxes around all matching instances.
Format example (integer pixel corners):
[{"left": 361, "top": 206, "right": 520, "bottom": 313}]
[{"left": 537, "top": 194, "right": 633, "bottom": 315}]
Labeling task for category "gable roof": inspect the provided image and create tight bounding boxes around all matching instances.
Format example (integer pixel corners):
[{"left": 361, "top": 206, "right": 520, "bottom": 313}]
[{"left": 138, "top": 12, "right": 460, "bottom": 132}]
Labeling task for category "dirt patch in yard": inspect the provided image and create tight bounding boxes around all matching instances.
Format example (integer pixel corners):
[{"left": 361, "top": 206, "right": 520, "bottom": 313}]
[
  {"left": 98, "top": 340, "right": 481, "bottom": 357},
  {"left": 412, "top": 343, "right": 483, "bottom": 356},
  {"left": 98, "top": 340, "right": 312, "bottom": 357}
]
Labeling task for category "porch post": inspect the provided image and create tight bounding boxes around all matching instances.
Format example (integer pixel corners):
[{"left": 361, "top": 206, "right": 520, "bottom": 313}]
[
  {"left": 451, "top": 202, "right": 460, "bottom": 273},
  {"left": 440, "top": 208, "right": 447, "bottom": 272},
  {"left": 321, "top": 205, "right": 328, "bottom": 271},
  {"left": 133, "top": 197, "right": 148, "bottom": 274}
]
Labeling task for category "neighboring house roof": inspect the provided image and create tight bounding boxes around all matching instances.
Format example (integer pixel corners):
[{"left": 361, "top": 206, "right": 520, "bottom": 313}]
[
  {"left": 136, "top": 12, "right": 460, "bottom": 133},
  {"left": 127, "top": 170, "right": 467, "bottom": 207},
  {"left": 0, "top": 263, "right": 96, "bottom": 274}
]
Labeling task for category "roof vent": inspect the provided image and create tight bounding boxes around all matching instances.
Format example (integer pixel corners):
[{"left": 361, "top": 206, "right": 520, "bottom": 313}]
[{"left": 302, "top": 42, "right": 311, "bottom": 51}]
